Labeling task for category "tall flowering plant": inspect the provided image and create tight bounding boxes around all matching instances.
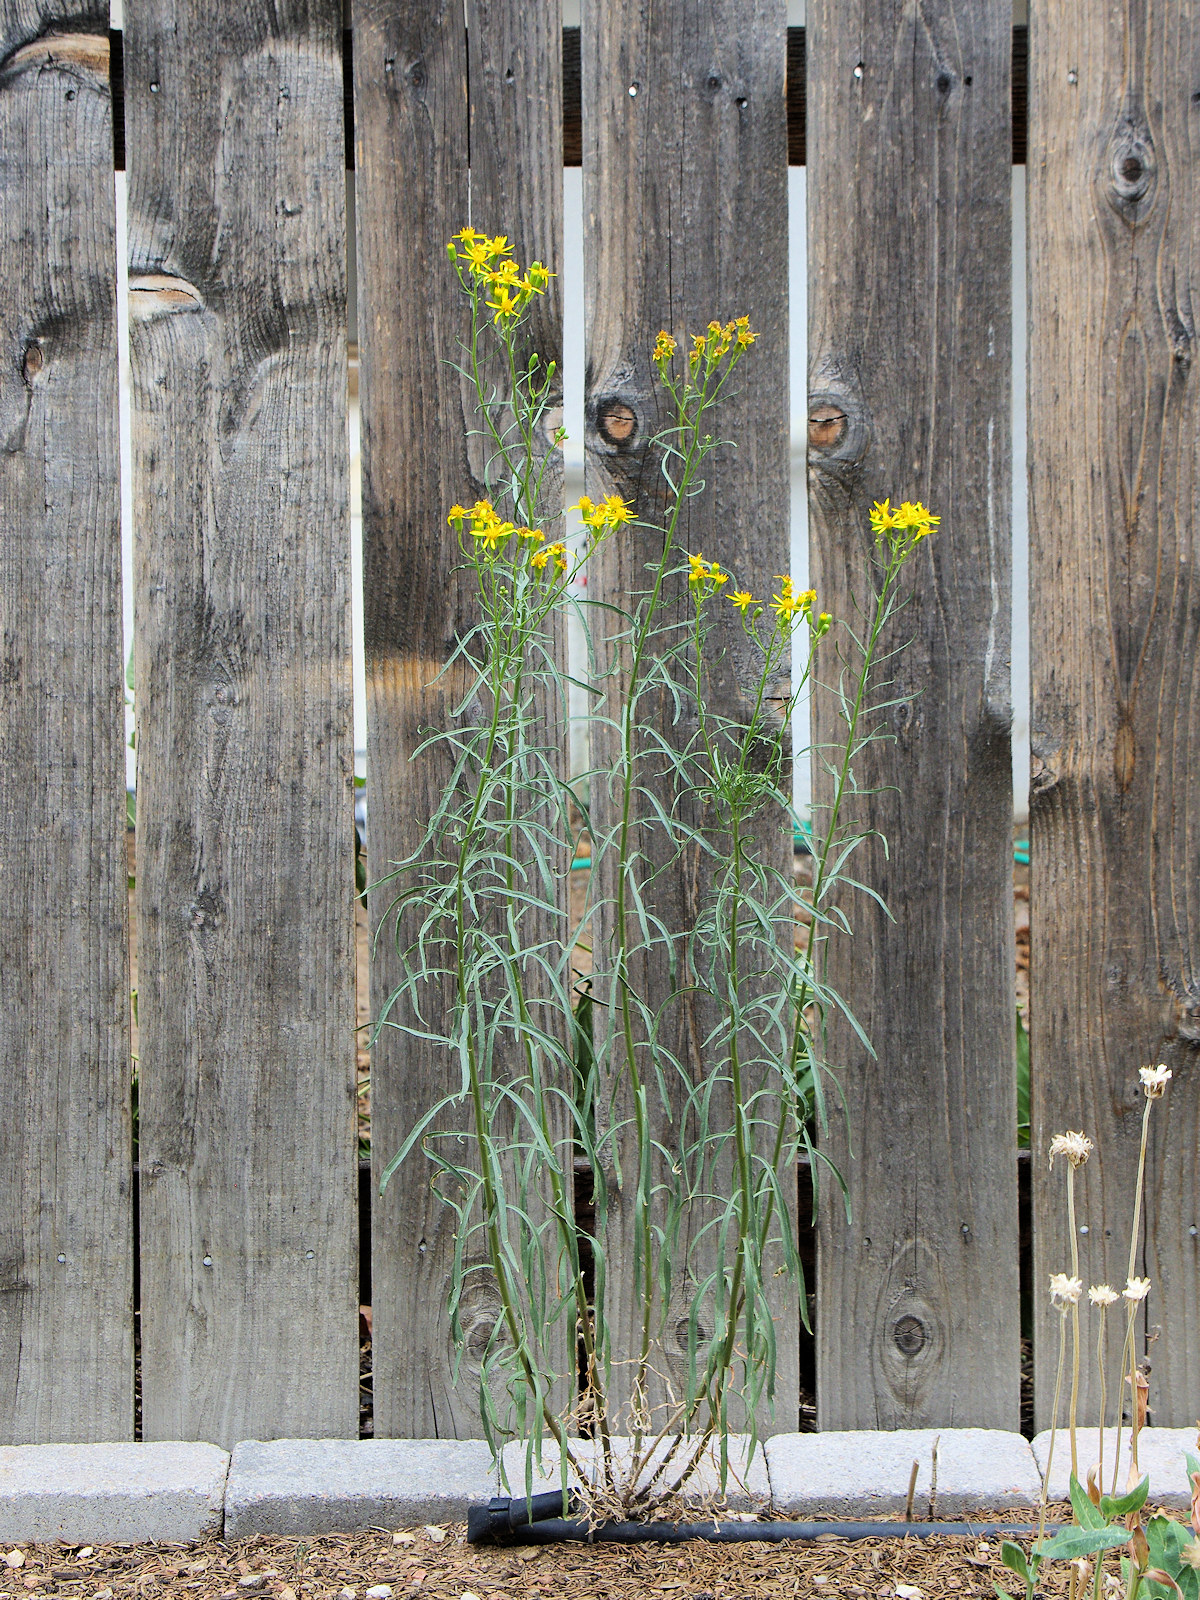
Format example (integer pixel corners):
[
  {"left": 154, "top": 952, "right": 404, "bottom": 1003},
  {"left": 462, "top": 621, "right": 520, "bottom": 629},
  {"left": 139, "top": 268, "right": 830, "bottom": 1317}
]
[{"left": 376, "top": 228, "right": 935, "bottom": 1514}]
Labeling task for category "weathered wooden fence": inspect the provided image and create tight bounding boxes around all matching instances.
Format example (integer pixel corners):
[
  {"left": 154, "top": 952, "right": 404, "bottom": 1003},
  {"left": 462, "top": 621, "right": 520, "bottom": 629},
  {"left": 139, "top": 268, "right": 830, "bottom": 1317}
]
[{"left": 1, "top": 0, "right": 1197, "bottom": 1448}]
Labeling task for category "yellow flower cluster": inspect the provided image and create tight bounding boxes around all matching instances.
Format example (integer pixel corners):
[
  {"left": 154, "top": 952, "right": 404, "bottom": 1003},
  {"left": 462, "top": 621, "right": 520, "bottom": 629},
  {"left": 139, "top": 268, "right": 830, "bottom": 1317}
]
[
  {"left": 770, "top": 576, "right": 817, "bottom": 621},
  {"left": 692, "top": 564, "right": 832, "bottom": 636},
  {"left": 573, "top": 494, "right": 634, "bottom": 531},
  {"left": 687, "top": 552, "right": 729, "bottom": 596},
  {"left": 869, "top": 498, "right": 939, "bottom": 544},
  {"left": 689, "top": 316, "right": 756, "bottom": 368},
  {"left": 652, "top": 331, "right": 677, "bottom": 365},
  {"left": 447, "top": 229, "right": 552, "bottom": 324},
  {"left": 447, "top": 499, "right": 563, "bottom": 572}
]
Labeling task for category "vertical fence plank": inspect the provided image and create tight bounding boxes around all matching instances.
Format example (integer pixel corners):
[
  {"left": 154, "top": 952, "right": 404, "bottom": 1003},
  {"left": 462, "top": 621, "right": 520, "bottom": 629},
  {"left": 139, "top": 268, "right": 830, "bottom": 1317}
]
[
  {"left": 584, "top": 0, "right": 796, "bottom": 1424},
  {"left": 127, "top": 2, "right": 357, "bottom": 1444},
  {"left": 1028, "top": 1, "right": 1200, "bottom": 1427},
  {"left": 355, "top": 0, "right": 564, "bottom": 1438},
  {"left": 0, "top": 17, "right": 131, "bottom": 1443},
  {"left": 809, "top": 0, "right": 1018, "bottom": 1428}
]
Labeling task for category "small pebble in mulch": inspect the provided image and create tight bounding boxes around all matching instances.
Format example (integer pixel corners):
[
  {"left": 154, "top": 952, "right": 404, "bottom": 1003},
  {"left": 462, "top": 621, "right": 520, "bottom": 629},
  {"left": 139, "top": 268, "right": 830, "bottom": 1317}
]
[{"left": 364, "top": 1587, "right": 392, "bottom": 1598}]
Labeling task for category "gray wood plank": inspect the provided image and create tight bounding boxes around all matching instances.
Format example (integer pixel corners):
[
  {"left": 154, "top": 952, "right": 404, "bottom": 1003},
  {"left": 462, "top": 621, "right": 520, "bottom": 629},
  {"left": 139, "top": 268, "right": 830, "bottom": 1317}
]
[
  {"left": 126, "top": 1, "right": 358, "bottom": 1445},
  {"left": 356, "top": 0, "right": 565, "bottom": 1441},
  {"left": 0, "top": 16, "right": 132, "bottom": 1444},
  {"left": 808, "top": 0, "right": 1019, "bottom": 1429},
  {"left": 1028, "top": 0, "right": 1200, "bottom": 1429},
  {"left": 583, "top": 0, "right": 797, "bottom": 1429}
]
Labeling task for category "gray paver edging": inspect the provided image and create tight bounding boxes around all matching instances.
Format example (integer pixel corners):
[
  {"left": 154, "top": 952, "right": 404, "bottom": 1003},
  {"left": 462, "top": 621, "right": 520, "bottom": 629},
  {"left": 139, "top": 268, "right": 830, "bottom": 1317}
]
[
  {"left": 223, "top": 1440, "right": 496, "bottom": 1538},
  {"left": 765, "top": 1429, "right": 1042, "bottom": 1518},
  {"left": 0, "top": 1426, "right": 1095, "bottom": 1543},
  {"left": 0, "top": 1443, "right": 228, "bottom": 1545},
  {"left": 1031, "top": 1427, "right": 1199, "bottom": 1508}
]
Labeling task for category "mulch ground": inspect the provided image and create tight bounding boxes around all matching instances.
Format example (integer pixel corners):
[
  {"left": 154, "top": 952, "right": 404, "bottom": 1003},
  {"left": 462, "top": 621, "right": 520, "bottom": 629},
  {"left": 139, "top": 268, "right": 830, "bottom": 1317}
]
[{"left": 4, "top": 1512, "right": 1137, "bottom": 1600}]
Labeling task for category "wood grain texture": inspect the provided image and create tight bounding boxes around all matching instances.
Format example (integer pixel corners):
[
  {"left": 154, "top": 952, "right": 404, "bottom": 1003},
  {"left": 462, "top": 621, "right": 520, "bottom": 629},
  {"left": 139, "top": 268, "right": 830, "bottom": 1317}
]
[
  {"left": 126, "top": 0, "right": 358, "bottom": 1445},
  {"left": 583, "top": 0, "right": 797, "bottom": 1427},
  {"left": 0, "top": 9, "right": 132, "bottom": 1444},
  {"left": 808, "top": 0, "right": 1018, "bottom": 1429},
  {"left": 355, "top": 0, "right": 565, "bottom": 1438},
  {"left": 1028, "top": 0, "right": 1200, "bottom": 1428}
]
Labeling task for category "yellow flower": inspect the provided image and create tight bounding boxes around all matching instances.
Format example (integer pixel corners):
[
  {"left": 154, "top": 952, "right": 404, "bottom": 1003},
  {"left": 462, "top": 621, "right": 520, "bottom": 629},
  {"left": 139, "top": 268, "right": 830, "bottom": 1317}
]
[
  {"left": 486, "top": 281, "right": 518, "bottom": 322},
  {"left": 527, "top": 261, "right": 551, "bottom": 291},
  {"left": 687, "top": 553, "right": 709, "bottom": 588},
  {"left": 602, "top": 493, "right": 633, "bottom": 526},
  {"left": 730, "top": 590, "right": 753, "bottom": 613},
  {"left": 516, "top": 526, "right": 544, "bottom": 543},
  {"left": 652, "top": 331, "right": 677, "bottom": 364},
  {"left": 447, "top": 504, "right": 468, "bottom": 525},
  {"left": 473, "top": 517, "right": 513, "bottom": 552},
  {"left": 690, "top": 333, "right": 706, "bottom": 367},
  {"left": 530, "top": 548, "right": 549, "bottom": 572},
  {"left": 734, "top": 316, "right": 756, "bottom": 348},
  {"left": 708, "top": 561, "right": 729, "bottom": 587}
]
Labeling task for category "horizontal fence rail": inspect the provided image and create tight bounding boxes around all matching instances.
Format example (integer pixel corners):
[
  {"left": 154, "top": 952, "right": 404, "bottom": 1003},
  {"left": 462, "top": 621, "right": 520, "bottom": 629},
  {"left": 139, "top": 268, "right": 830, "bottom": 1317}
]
[
  {"left": 106, "top": 25, "right": 1032, "bottom": 172},
  {"left": 1, "top": 0, "right": 1196, "bottom": 1447}
]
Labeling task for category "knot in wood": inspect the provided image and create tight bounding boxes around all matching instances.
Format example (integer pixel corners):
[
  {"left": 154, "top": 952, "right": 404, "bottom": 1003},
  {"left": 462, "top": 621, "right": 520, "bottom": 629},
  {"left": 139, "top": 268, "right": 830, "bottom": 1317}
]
[
  {"left": 807, "top": 405, "right": 847, "bottom": 450},
  {"left": 892, "top": 1313, "right": 927, "bottom": 1356},
  {"left": 1107, "top": 118, "right": 1156, "bottom": 212},
  {"left": 22, "top": 343, "right": 43, "bottom": 384},
  {"left": 596, "top": 398, "right": 637, "bottom": 446}
]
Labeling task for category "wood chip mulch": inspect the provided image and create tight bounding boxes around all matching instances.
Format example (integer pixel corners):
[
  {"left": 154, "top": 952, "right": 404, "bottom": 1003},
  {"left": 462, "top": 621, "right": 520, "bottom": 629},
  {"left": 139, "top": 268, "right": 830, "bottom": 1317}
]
[{"left": 3, "top": 1513, "right": 1134, "bottom": 1600}]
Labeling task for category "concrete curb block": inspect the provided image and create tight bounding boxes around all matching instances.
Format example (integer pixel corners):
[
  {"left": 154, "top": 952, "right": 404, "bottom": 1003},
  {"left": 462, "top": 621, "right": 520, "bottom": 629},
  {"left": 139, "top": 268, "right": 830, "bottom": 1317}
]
[
  {"left": 16, "top": 1426, "right": 1198, "bottom": 1543},
  {"left": 765, "top": 1430, "right": 1043, "bottom": 1518},
  {"left": 0, "top": 1443, "right": 228, "bottom": 1545},
  {"left": 1031, "top": 1428, "right": 1199, "bottom": 1508},
  {"left": 223, "top": 1440, "right": 496, "bottom": 1537}
]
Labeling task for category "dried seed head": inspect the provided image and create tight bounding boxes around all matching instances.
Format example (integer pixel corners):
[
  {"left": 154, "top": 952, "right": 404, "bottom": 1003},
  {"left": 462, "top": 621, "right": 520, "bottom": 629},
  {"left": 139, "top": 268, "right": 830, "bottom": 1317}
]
[
  {"left": 1089, "top": 1284, "right": 1119, "bottom": 1308},
  {"left": 1139, "top": 1064, "right": 1172, "bottom": 1099},
  {"left": 1049, "top": 1130, "right": 1094, "bottom": 1169},
  {"left": 1124, "top": 1276, "right": 1152, "bottom": 1303},
  {"left": 1049, "top": 1272, "right": 1083, "bottom": 1309}
]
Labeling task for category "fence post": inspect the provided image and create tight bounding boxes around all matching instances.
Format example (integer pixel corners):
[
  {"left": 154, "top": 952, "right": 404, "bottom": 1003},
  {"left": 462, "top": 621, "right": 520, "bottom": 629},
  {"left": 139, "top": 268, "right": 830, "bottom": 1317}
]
[
  {"left": 127, "top": 0, "right": 358, "bottom": 1444},
  {"left": 0, "top": 12, "right": 132, "bottom": 1443},
  {"left": 809, "top": 0, "right": 1020, "bottom": 1429},
  {"left": 1028, "top": 0, "right": 1200, "bottom": 1427}
]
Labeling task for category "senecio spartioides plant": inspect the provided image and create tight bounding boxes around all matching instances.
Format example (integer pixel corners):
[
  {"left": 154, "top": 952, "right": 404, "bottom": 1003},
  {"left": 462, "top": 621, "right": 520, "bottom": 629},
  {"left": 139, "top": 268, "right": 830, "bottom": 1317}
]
[
  {"left": 375, "top": 226, "right": 937, "bottom": 1516},
  {"left": 1000, "top": 1065, "right": 1200, "bottom": 1600}
]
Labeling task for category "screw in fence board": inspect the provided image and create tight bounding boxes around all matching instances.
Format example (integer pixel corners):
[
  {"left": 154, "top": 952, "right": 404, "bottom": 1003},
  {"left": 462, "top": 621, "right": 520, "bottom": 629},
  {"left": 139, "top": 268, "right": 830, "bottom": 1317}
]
[
  {"left": 583, "top": 0, "right": 797, "bottom": 1428},
  {"left": 0, "top": 10, "right": 132, "bottom": 1444},
  {"left": 1027, "top": 0, "right": 1200, "bottom": 1430},
  {"left": 807, "top": 0, "right": 1019, "bottom": 1429},
  {"left": 354, "top": 0, "right": 565, "bottom": 1438},
  {"left": 126, "top": 2, "right": 358, "bottom": 1445}
]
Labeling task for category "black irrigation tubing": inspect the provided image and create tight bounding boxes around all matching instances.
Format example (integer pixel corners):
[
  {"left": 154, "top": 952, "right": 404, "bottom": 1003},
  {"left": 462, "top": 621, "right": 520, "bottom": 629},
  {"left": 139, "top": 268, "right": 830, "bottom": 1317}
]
[{"left": 467, "top": 1495, "right": 1040, "bottom": 1547}]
